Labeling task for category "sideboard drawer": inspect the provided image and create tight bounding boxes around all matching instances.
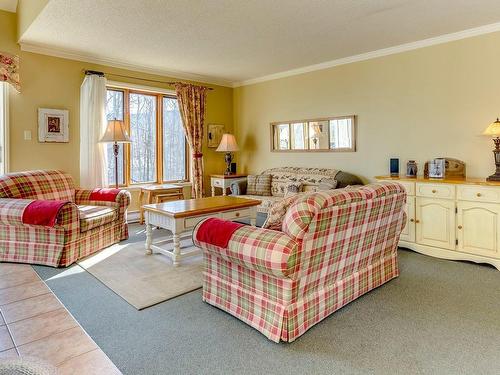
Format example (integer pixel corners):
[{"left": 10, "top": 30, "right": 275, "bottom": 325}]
[
  {"left": 457, "top": 185, "right": 500, "bottom": 203},
  {"left": 380, "top": 180, "right": 415, "bottom": 195},
  {"left": 221, "top": 209, "right": 251, "bottom": 221},
  {"left": 416, "top": 183, "right": 455, "bottom": 199}
]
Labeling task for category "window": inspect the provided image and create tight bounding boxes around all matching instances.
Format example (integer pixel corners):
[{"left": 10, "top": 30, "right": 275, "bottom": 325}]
[{"left": 105, "top": 86, "right": 188, "bottom": 185}]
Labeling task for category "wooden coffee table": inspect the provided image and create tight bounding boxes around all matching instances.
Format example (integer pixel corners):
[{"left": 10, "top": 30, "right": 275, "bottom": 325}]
[{"left": 143, "top": 196, "right": 261, "bottom": 266}]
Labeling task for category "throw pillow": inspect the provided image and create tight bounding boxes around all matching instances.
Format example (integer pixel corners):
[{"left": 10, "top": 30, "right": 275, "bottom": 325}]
[
  {"left": 272, "top": 180, "right": 302, "bottom": 197},
  {"left": 317, "top": 178, "right": 338, "bottom": 191},
  {"left": 246, "top": 174, "right": 272, "bottom": 196},
  {"left": 284, "top": 182, "right": 302, "bottom": 197},
  {"left": 262, "top": 193, "right": 302, "bottom": 231}
]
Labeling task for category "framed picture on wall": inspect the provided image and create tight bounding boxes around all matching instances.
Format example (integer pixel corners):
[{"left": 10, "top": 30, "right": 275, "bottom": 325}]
[
  {"left": 207, "top": 123, "right": 224, "bottom": 148},
  {"left": 38, "top": 108, "right": 69, "bottom": 143}
]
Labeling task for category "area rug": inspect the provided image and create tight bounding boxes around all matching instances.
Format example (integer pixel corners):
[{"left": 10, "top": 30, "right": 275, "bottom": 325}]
[{"left": 77, "top": 234, "right": 202, "bottom": 310}]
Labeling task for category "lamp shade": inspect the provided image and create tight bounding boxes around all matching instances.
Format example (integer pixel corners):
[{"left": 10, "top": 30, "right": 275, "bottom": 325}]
[
  {"left": 483, "top": 118, "right": 500, "bottom": 137},
  {"left": 99, "top": 119, "right": 131, "bottom": 143},
  {"left": 216, "top": 133, "right": 239, "bottom": 152}
]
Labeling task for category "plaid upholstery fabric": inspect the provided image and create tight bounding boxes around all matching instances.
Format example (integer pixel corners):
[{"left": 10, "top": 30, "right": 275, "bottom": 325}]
[
  {"left": 195, "top": 225, "right": 300, "bottom": 278},
  {"left": 78, "top": 205, "right": 118, "bottom": 232},
  {"left": 0, "top": 170, "right": 130, "bottom": 267},
  {"left": 246, "top": 174, "right": 272, "bottom": 196},
  {"left": 0, "top": 198, "right": 32, "bottom": 225},
  {"left": 0, "top": 170, "right": 75, "bottom": 201},
  {"left": 196, "top": 182, "right": 406, "bottom": 342}
]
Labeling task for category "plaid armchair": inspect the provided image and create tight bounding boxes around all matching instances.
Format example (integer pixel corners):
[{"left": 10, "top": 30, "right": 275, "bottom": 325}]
[
  {"left": 194, "top": 182, "right": 406, "bottom": 342},
  {"left": 0, "top": 170, "right": 130, "bottom": 267}
]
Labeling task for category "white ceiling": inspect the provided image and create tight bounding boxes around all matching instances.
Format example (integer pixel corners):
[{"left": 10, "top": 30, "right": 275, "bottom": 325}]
[
  {"left": 0, "top": 0, "right": 17, "bottom": 12},
  {"left": 19, "top": 0, "right": 500, "bottom": 86}
]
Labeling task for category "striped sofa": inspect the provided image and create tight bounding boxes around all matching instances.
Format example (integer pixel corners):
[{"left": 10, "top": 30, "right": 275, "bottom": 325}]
[
  {"left": 0, "top": 170, "right": 130, "bottom": 267},
  {"left": 194, "top": 182, "right": 406, "bottom": 342}
]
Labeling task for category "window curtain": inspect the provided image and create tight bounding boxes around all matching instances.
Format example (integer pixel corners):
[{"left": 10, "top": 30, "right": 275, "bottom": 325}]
[
  {"left": 174, "top": 83, "right": 208, "bottom": 198},
  {"left": 0, "top": 51, "right": 20, "bottom": 92},
  {"left": 80, "top": 74, "right": 108, "bottom": 188}
]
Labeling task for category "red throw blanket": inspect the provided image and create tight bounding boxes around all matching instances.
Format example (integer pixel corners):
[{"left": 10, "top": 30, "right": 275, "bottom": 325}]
[
  {"left": 196, "top": 218, "right": 244, "bottom": 248},
  {"left": 22, "top": 200, "right": 69, "bottom": 227},
  {"left": 89, "top": 188, "right": 121, "bottom": 202}
]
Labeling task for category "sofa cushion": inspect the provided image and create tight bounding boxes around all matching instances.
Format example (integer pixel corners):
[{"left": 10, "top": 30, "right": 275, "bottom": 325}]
[
  {"left": 247, "top": 174, "right": 272, "bottom": 196},
  {"left": 78, "top": 205, "right": 117, "bottom": 232}
]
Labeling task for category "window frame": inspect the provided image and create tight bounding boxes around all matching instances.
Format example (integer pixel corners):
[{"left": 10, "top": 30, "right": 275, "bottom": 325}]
[
  {"left": 106, "top": 84, "right": 189, "bottom": 186},
  {"left": 270, "top": 115, "right": 356, "bottom": 153}
]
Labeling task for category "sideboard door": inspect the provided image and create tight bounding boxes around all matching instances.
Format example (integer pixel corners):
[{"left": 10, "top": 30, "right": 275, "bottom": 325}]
[
  {"left": 400, "top": 196, "right": 416, "bottom": 243},
  {"left": 457, "top": 201, "right": 500, "bottom": 259},
  {"left": 416, "top": 197, "right": 456, "bottom": 250}
]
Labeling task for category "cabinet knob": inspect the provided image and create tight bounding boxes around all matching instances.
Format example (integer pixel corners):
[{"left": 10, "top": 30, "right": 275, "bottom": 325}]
[
  {"left": 409, "top": 218, "right": 415, "bottom": 222},
  {"left": 432, "top": 189, "right": 437, "bottom": 193},
  {"left": 476, "top": 193, "right": 482, "bottom": 197},
  {"left": 415, "top": 219, "right": 420, "bottom": 223},
  {"left": 458, "top": 225, "right": 463, "bottom": 229},
  {"left": 235, "top": 212, "right": 240, "bottom": 217}
]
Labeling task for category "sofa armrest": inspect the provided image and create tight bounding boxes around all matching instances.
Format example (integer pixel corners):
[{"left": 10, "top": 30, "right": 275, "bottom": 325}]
[
  {"left": 230, "top": 180, "right": 247, "bottom": 195},
  {"left": 0, "top": 198, "right": 33, "bottom": 225},
  {"left": 0, "top": 198, "right": 79, "bottom": 231},
  {"left": 194, "top": 222, "right": 299, "bottom": 278},
  {"left": 75, "top": 189, "right": 131, "bottom": 220}
]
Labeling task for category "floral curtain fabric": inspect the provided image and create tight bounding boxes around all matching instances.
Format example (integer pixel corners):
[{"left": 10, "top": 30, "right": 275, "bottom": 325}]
[
  {"left": 0, "top": 51, "right": 20, "bottom": 92},
  {"left": 174, "top": 83, "right": 208, "bottom": 198}
]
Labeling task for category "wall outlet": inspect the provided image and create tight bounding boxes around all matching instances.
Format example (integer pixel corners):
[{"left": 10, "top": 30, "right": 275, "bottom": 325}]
[{"left": 24, "top": 130, "right": 32, "bottom": 140}]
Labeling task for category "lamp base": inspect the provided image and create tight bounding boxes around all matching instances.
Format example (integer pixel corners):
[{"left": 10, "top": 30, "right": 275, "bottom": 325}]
[
  {"left": 224, "top": 152, "right": 233, "bottom": 175},
  {"left": 487, "top": 173, "right": 500, "bottom": 182}
]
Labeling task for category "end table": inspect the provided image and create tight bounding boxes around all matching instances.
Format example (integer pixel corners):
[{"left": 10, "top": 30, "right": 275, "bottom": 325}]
[{"left": 210, "top": 174, "right": 247, "bottom": 196}]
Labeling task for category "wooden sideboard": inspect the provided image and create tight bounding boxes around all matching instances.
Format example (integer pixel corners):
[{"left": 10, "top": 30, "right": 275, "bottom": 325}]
[{"left": 376, "top": 176, "right": 500, "bottom": 270}]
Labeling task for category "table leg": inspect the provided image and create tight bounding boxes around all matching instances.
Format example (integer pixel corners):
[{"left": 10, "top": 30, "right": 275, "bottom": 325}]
[
  {"left": 139, "top": 190, "right": 144, "bottom": 224},
  {"left": 172, "top": 233, "right": 181, "bottom": 267},
  {"left": 145, "top": 221, "right": 153, "bottom": 255}
]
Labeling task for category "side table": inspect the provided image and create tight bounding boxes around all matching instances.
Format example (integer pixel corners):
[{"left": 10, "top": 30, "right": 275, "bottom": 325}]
[
  {"left": 138, "top": 184, "right": 184, "bottom": 224},
  {"left": 210, "top": 174, "right": 247, "bottom": 196}
]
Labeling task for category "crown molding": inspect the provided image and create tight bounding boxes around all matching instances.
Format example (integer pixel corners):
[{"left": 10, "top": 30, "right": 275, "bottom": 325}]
[
  {"left": 234, "top": 21, "right": 500, "bottom": 87},
  {"left": 19, "top": 42, "right": 234, "bottom": 88}
]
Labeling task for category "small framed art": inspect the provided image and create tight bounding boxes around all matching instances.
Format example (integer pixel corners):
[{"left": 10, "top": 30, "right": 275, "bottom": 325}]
[
  {"left": 207, "top": 124, "right": 224, "bottom": 148},
  {"left": 429, "top": 158, "right": 445, "bottom": 178},
  {"left": 38, "top": 108, "right": 69, "bottom": 143}
]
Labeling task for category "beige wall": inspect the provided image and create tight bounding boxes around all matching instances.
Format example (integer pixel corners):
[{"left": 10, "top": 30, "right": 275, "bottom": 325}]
[
  {"left": 0, "top": 10, "right": 233, "bottom": 206},
  {"left": 234, "top": 31, "right": 500, "bottom": 182}
]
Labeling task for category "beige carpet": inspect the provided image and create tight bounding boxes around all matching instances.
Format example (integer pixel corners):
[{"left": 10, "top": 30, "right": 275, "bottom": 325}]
[{"left": 77, "top": 235, "right": 203, "bottom": 310}]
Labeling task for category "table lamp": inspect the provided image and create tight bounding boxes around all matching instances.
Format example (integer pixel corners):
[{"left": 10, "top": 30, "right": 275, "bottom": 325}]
[
  {"left": 216, "top": 134, "right": 239, "bottom": 175},
  {"left": 99, "top": 119, "right": 131, "bottom": 188},
  {"left": 483, "top": 118, "right": 500, "bottom": 181}
]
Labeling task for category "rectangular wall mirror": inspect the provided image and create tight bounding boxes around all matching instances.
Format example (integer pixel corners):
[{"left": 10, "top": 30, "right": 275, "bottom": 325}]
[{"left": 271, "top": 115, "right": 356, "bottom": 152}]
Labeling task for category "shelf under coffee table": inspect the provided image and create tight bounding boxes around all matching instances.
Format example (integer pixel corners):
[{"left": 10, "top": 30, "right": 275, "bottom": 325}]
[{"left": 143, "top": 196, "right": 261, "bottom": 266}]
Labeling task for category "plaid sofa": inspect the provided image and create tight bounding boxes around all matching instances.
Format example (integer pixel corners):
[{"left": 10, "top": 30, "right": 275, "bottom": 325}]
[
  {"left": 231, "top": 167, "right": 363, "bottom": 213},
  {"left": 194, "top": 182, "right": 406, "bottom": 342},
  {"left": 0, "top": 170, "right": 130, "bottom": 267}
]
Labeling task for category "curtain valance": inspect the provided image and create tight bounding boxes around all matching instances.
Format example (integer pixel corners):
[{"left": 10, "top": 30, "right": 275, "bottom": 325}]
[{"left": 0, "top": 51, "right": 20, "bottom": 92}]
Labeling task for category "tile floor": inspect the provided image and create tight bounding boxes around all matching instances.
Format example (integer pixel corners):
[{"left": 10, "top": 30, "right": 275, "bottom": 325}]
[{"left": 0, "top": 263, "right": 121, "bottom": 374}]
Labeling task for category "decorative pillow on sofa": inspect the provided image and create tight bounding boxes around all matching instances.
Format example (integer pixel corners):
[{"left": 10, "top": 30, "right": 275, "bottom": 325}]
[
  {"left": 247, "top": 174, "right": 272, "bottom": 196},
  {"left": 262, "top": 193, "right": 303, "bottom": 231},
  {"left": 317, "top": 178, "right": 338, "bottom": 191},
  {"left": 272, "top": 181, "right": 303, "bottom": 197}
]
